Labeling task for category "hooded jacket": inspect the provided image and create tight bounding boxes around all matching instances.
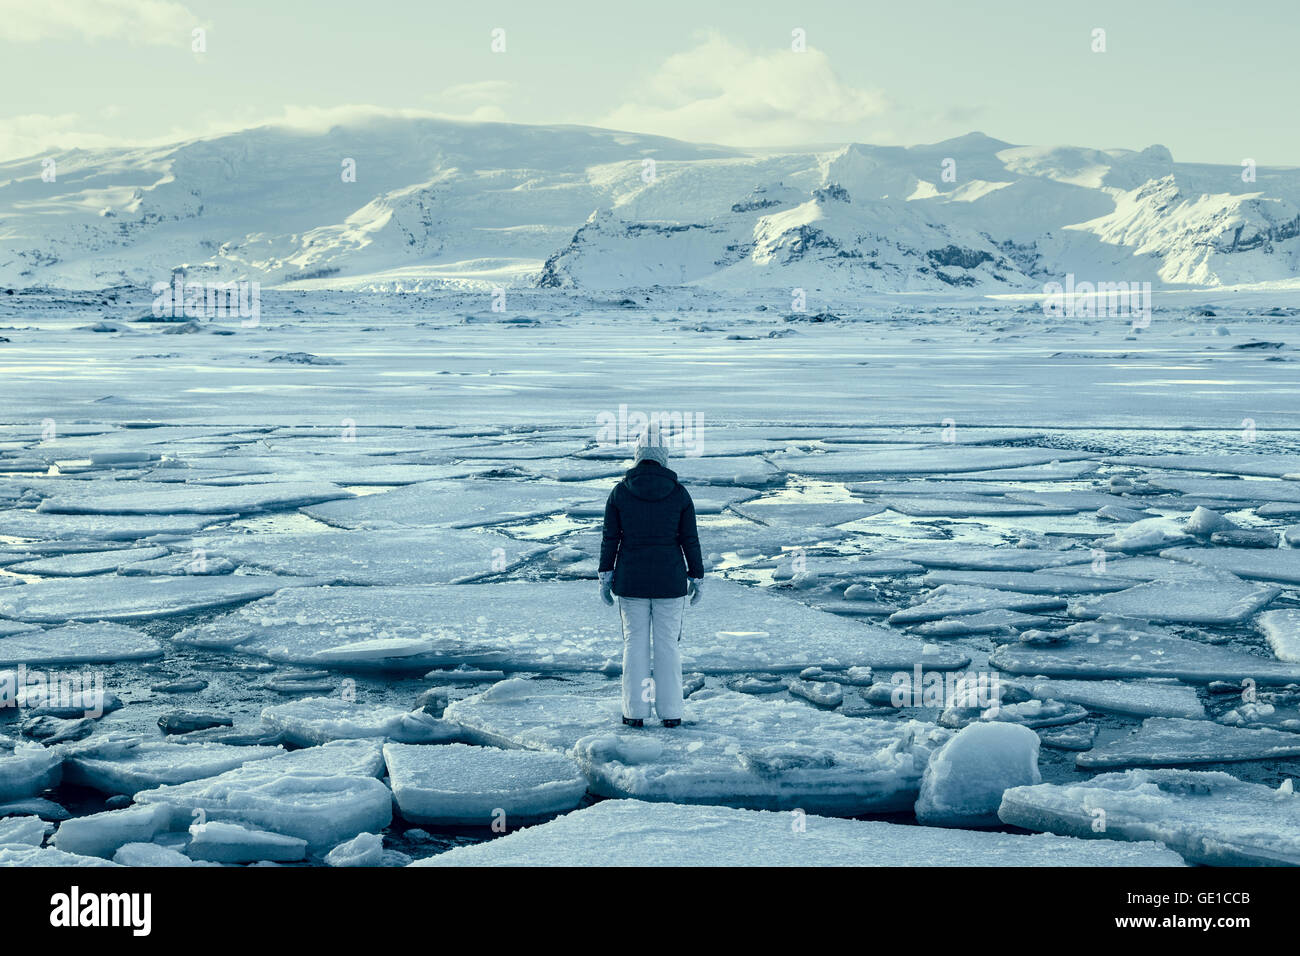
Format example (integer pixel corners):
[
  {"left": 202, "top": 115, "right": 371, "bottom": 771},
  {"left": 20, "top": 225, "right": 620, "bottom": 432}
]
[{"left": 599, "top": 459, "right": 704, "bottom": 599}]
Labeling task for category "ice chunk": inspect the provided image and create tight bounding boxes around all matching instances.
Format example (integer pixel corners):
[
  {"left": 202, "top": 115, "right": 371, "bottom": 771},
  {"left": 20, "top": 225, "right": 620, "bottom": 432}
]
[
  {"left": 771, "top": 555, "right": 923, "bottom": 581},
  {"left": 1028, "top": 679, "right": 1205, "bottom": 719},
  {"left": 51, "top": 804, "right": 171, "bottom": 859},
  {"left": 1258, "top": 609, "right": 1300, "bottom": 662},
  {"left": 0, "top": 845, "right": 121, "bottom": 866},
  {"left": 324, "top": 832, "right": 385, "bottom": 867},
  {"left": 0, "top": 510, "right": 234, "bottom": 541},
  {"left": 0, "top": 623, "right": 161, "bottom": 666},
  {"left": 302, "top": 479, "right": 581, "bottom": 530},
  {"left": 414, "top": 799, "right": 1181, "bottom": 866},
  {"left": 114, "top": 842, "right": 211, "bottom": 867},
  {"left": 187, "top": 821, "right": 308, "bottom": 863},
  {"left": 786, "top": 679, "right": 843, "bottom": 708},
  {"left": 384, "top": 742, "right": 587, "bottom": 825},
  {"left": 877, "top": 545, "right": 1091, "bottom": 572},
  {"left": 1148, "top": 476, "right": 1300, "bottom": 504},
  {"left": 913, "top": 609, "right": 1049, "bottom": 637},
  {"left": 1163, "top": 546, "right": 1300, "bottom": 586},
  {"left": 0, "top": 575, "right": 318, "bottom": 622},
  {"left": 0, "top": 815, "right": 49, "bottom": 846},
  {"left": 889, "top": 585, "right": 1067, "bottom": 624},
  {"left": 62, "top": 736, "right": 284, "bottom": 795},
  {"left": 880, "top": 496, "right": 1076, "bottom": 517},
  {"left": 176, "top": 579, "right": 969, "bottom": 674},
  {"left": 919, "top": 569, "right": 1128, "bottom": 594},
  {"left": 196, "top": 527, "right": 545, "bottom": 585},
  {"left": 446, "top": 681, "right": 949, "bottom": 815},
  {"left": 8, "top": 546, "right": 170, "bottom": 577},
  {"left": 999, "top": 768, "right": 1300, "bottom": 865},
  {"left": 992, "top": 619, "right": 1300, "bottom": 683},
  {"left": 134, "top": 739, "right": 390, "bottom": 851},
  {"left": 1069, "top": 572, "right": 1278, "bottom": 625},
  {"left": 1093, "top": 517, "right": 1192, "bottom": 553},
  {"left": 1077, "top": 717, "right": 1300, "bottom": 768},
  {"left": 37, "top": 480, "right": 351, "bottom": 515},
  {"left": 915, "top": 722, "right": 1041, "bottom": 828},
  {"left": 1109, "top": 453, "right": 1300, "bottom": 478},
  {"left": 0, "top": 743, "right": 62, "bottom": 801},
  {"left": 261, "top": 697, "right": 459, "bottom": 746},
  {"left": 769, "top": 447, "right": 1093, "bottom": 478},
  {"left": 730, "top": 500, "right": 883, "bottom": 527}
]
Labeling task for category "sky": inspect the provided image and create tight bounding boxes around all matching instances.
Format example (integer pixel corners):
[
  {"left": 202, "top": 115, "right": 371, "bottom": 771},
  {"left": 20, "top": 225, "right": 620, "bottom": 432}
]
[{"left": 2, "top": 0, "right": 1297, "bottom": 165}]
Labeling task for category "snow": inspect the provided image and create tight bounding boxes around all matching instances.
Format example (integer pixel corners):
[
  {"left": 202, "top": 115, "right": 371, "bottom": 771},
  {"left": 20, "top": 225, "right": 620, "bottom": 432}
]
[
  {"left": 1257, "top": 609, "right": 1300, "bottom": 662},
  {"left": 260, "top": 697, "right": 459, "bottom": 746},
  {"left": 915, "top": 722, "right": 1041, "bottom": 828},
  {"left": 992, "top": 619, "right": 1300, "bottom": 683},
  {"left": 413, "top": 799, "right": 1183, "bottom": 867},
  {"left": 999, "top": 769, "right": 1300, "bottom": 865},
  {"left": 133, "top": 739, "right": 390, "bottom": 852},
  {"left": 174, "top": 579, "right": 969, "bottom": 674},
  {"left": 446, "top": 680, "right": 950, "bottom": 815},
  {"left": 187, "top": 821, "right": 308, "bottom": 863},
  {"left": 383, "top": 742, "right": 587, "bottom": 825},
  {"left": 1077, "top": 717, "right": 1300, "bottom": 769}
]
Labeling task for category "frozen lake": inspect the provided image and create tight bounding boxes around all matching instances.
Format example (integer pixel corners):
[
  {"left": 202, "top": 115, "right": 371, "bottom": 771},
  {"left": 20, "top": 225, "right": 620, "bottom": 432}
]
[{"left": 1, "top": 287, "right": 1299, "bottom": 867}]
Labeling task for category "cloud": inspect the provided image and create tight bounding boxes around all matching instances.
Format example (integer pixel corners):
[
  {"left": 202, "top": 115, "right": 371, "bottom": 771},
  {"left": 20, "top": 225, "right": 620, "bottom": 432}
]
[
  {"left": 0, "top": 0, "right": 199, "bottom": 45},
  {"left": 598, "top": 34, "right": 887, "bottom": 147},
  {"left": 0, "top": 113, "right": 124, "bottom": 162}
]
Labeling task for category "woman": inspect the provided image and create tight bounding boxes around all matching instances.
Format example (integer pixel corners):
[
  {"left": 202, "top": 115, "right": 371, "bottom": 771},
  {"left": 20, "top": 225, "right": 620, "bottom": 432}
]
[{"left": 598, "top": 431, "right": 703, "bottom": 728}]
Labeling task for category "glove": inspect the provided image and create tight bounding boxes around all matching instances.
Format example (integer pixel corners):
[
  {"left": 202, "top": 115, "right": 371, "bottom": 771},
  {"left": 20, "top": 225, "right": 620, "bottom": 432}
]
[
  {"left": 599, "top": 571, "right": 614, "bottom": 606},
  {"left": 687, "top": 577, "right": 703, "bottom": 606}
]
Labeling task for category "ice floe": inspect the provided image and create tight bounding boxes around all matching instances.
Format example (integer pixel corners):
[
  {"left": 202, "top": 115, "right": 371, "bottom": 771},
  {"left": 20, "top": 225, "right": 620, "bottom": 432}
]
[
  {"left": 1077, "top": 717, "right": 1300, "bottom": 768},
  {"left": 0, "top": 574, "right": 318, "bottom": 622},
  {"left": 414, "top": 798, "right": 1181, "bottom": 866},
  {"left": 446, "top": 680, "right": 950, "bottom": 815},
  {"left": 915, "top": 722, "right": 1041, "bottom": 828},
  {"left": 260, "top": 697, "right": 458, "bottom": 746},
  {"left": 383, "top": 742, "right": 587, "bottom": 825},
  {"left": 174, "top": 579, "right": 968, "bottom": 674},
  {"left": 999, "top": 768, "right": 1300, "bottom": 865},
  {"left": 991, "top": 620, "right": 1300, "bottom": 683}
]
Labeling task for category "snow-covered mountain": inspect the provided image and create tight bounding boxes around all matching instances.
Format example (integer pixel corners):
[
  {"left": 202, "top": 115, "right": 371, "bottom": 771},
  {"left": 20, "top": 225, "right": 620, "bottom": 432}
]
[{"left": 2, "top": 116, "right": 1298, "bottom": 293}]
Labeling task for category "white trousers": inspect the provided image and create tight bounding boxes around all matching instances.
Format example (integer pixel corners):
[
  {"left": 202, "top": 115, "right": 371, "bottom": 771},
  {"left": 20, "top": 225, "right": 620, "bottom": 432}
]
[{"left": 618, "top": 596, "right": 685, "bottom": 721}]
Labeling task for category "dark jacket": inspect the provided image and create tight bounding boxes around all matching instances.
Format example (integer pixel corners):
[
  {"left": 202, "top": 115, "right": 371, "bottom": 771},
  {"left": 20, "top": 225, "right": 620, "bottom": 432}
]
[{"left": 599, "top": 460, "right": 704, "bottom": 599}]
